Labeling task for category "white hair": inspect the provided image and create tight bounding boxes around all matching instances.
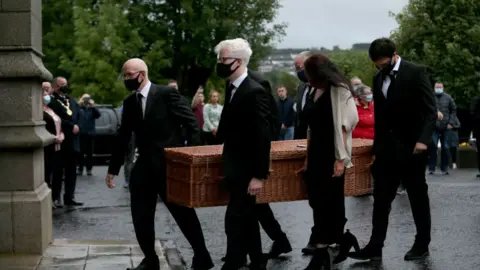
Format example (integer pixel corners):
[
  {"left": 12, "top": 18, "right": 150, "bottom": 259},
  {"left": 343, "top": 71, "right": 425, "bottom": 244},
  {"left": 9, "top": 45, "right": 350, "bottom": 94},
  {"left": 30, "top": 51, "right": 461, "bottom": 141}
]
[
  {"left": 214, "top": 38, "right": 253, "bottom": 66},
  {"left": 294, "top": 51, "right": 312, "bottom": 61}
]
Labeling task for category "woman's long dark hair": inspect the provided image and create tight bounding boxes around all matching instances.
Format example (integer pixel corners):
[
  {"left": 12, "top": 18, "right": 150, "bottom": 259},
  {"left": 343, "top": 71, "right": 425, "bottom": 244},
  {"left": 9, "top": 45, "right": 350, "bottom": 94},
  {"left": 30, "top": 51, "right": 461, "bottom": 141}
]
[{"left": 304, "top": 53, "right": 354, "bottom": 97}]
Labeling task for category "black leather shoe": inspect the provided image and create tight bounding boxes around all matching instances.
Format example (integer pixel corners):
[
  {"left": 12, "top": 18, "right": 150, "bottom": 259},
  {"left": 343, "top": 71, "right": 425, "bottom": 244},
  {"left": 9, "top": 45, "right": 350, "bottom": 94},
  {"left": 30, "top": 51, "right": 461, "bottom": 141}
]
[
  {"left": 304, "top": 248, "right": 331, "bottom": 270},
  {"left": 404, "top": 244, "right": 429, "bottom": 261},
  {"left": 301, "top": 243, "right": 316, "bottom": 255},
  {"left": 64, "top": 200, "right": 84, "bottom": 206},
  {"left": 249, "top": 255, "right": 268, "bottom": 270},
  {"left": 347, "top": 244, "right": 382, "bottom": 261},
  {"left": 127, "top": 258, "right": 159, "bottom": 270},
  {"left": 53, "top": 200, "right": 63, "bottom": 209},
  {"left": 220, "top": 262, "right": 245, "bottom": 270},
  {"left": 191, "top": 255, "right": 214, "bottom": 269},
  {"left": 268, "top": 234, "right": 292, "bottom": 258},
  {"left": 333, "top": 230, "right": 360, "bottom": 264},
  {"left": 220, "top": 256, "right": 247, "bottom": 265},
  {"left": 87, "top": 170, "right": 93, "bottom": 176}
]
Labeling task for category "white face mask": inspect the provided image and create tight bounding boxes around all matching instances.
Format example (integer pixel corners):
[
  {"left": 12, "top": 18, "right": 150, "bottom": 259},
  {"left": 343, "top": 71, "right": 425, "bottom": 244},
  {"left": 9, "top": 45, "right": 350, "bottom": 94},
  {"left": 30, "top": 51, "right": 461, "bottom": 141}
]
[{"left": 435, "top": 88, "right": 444, "bottom": 94}]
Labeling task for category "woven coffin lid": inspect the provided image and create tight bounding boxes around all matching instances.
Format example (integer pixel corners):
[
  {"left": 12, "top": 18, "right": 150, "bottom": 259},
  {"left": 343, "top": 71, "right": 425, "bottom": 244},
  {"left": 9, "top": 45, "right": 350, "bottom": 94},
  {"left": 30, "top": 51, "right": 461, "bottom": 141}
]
[
  {"left": 164, "top": 139, "right": 308, "bottom": 165},
  {"left": 352, "top": 139, "right": 373, "bottom": 155}
]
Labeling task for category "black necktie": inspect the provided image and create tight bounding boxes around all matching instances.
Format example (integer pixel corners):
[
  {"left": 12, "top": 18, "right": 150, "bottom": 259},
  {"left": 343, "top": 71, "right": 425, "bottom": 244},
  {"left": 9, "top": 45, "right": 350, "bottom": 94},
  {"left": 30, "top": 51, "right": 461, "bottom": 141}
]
[
  {"left": 136, "top": 92, "right": 143, "bottom": 119},
  {"left": 227, "top": 83, "right": 235, "bottom": 102}
]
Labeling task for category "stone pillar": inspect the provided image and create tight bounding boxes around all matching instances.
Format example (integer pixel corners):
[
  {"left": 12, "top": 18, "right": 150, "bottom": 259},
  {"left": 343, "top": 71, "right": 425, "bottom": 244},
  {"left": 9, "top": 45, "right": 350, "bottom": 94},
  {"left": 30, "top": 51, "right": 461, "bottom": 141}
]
[{"left": 0, "top": 0, "right": 54, "bottom": 254}]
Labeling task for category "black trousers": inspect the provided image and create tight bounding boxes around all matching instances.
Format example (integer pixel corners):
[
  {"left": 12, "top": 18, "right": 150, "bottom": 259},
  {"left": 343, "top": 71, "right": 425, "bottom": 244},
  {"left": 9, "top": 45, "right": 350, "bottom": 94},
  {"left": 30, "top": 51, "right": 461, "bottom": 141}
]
[
  {"left": 305, "top": 170, "right": 346, "bottom": 245},
  {"left": 129, "top": 158, "right": 210, "bottom": 260},
  {"left": 78, "top": 134, "right": 94, "bottom": 172},
  {"left": 475, "top": 131, "right": 480, "bottom": 171},
  {"left": 53, "top": 148, "right": 78, "bottom": 202},
  {"left": 44, "top": 146, "right": 62, "bottom": 202},
  {"left": 255, "top": 203, "right": 284, "bottom": 241},
  {"left": 370, "top": 151, "right": 431, "bottom": 248},
  {"left": 204, "top": 132, "right": 222, "bottom": 145},
  {"left": 224, "top": 177, "right": 263, "bottom": 265}
]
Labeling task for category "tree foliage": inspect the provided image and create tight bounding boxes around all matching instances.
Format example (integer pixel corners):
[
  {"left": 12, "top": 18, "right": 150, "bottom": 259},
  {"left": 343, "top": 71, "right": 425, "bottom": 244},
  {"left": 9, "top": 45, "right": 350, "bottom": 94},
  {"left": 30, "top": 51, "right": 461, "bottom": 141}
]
[
  {"left": 42, "top": 0, "right": 286, "bottom": 104},
  {"left": 391, "top": 0, "right": 480, "bottom": 107}
]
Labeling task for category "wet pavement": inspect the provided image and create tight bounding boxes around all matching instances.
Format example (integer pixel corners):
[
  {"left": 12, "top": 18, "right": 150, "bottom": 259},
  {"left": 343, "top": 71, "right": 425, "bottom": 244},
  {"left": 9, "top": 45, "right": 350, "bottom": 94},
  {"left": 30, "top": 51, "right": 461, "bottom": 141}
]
[{"left": 53, "top": 166, "right": 480, "bottom": 270}]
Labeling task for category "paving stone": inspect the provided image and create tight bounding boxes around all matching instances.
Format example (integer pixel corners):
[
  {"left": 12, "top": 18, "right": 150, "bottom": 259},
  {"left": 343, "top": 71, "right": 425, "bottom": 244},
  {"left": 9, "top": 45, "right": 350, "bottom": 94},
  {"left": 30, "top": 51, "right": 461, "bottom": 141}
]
[
  {"left": 84, "top": 263, "right": 132, "bottom": 270},
  {"left": 85, "top": 254, "right": 131, "bottom": 266},
  {"left": 42, "top": 246, "right": 88, "bottom": 259},
  {"left": 37, "top": 265, "right": 85, "bottom": 270},
  {"left": 88, "top": 245, "right": 130, "bottom": 256}
]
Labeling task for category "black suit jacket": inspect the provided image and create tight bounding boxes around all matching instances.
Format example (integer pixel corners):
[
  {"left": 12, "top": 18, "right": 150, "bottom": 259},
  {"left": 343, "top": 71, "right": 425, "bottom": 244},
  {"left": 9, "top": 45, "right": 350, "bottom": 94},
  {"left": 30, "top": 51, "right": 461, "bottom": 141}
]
[
  {"left": 247, "top": 70, "right": 281, "bottom": 140},
  {"left": 217, "top": 75, "right": 272, "bottom": 181},
  {"left": 49, "top": 93, "right": 81, "bottom": 152},
  {"left": 372, "top": 60, "right": 436, "bottom": 160},
  {"left": 294, "top": 82, "right": 309, "bottom": 139},
  {"left": 108, "top": 83, "right": 200, "bottom": 176}
]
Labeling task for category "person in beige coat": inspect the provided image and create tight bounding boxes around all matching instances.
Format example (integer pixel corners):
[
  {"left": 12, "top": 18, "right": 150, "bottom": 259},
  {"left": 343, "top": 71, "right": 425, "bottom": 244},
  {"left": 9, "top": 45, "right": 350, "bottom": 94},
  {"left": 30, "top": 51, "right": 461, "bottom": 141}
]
[{"left": 300, "top": 53, "right": 359, "bottom": 269}]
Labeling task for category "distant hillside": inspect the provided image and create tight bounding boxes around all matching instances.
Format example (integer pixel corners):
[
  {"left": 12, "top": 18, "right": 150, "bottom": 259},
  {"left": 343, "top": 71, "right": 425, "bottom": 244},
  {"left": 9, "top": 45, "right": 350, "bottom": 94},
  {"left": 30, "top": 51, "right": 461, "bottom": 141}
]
[{"left": 272, "top": 43, "right": 370, "bottom": 56}]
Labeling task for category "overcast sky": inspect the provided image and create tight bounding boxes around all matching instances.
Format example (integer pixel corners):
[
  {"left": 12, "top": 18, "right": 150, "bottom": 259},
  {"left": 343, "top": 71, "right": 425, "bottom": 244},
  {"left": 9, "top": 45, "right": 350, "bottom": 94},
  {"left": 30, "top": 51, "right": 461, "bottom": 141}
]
[{"left": 274, "top": 0, "right": 409, "bottom": 49}]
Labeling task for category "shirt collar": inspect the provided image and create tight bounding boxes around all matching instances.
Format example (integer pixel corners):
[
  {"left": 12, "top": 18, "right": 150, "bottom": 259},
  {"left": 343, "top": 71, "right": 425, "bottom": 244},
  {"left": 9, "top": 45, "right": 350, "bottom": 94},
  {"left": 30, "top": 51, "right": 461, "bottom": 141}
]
[
  {"left": 392, "top": 56, "right": 402, "bottom": 73},
  {"left": 139, "top": 80, "right": 151, "bottom": 98},
  {"left": 231, "top": 69, "right": 248, "bottom": 89}
]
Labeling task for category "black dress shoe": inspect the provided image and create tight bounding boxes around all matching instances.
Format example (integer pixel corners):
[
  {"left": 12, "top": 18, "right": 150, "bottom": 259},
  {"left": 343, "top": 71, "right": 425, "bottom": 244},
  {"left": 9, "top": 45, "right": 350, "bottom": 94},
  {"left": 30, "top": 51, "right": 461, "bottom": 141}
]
[
  {"left": 249, "top": 255, "right": 268, "bottom": 270},
  {"left": 268, "top": 234, "right": 292, "bottom": 258},
  {"left": 333, "top": 230, "right": 360, "bottom": 264},
  {"left": 86, "top": 170, "right": 93, "bottom": 176},
  {"left": 404, "top": 244, "right": 429, "bottom": 261},
  {"left": 127, "top": 258, "right": 159, "bottom": 270},
  {"left": 220, "top": 262, "right": 245, "bottom": 270},
  {"left": 347, "top": 243, "right": 382, "bottom": 261},
  {"left": 191, "top": 255, "right": 214, "bottom": 269},
  {"left": 304, "top": 248, "right": 331, "bottom": 270},
  {"left": 64, "top": 200, "right": 84, "bottom": 206},
  {"left": 53, "top": 200, "right": 63, "bottom": 209},
  {"left": 301, "top": 243, "right": 316, "bottom": 255},
  {"left": 220, "top": 256, "right": 247, "bottom": 265}
]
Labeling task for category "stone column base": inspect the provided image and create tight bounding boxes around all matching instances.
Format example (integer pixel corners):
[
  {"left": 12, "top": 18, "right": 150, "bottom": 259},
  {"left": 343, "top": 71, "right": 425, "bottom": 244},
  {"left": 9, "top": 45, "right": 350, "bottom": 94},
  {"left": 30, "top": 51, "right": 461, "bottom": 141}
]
[{"left": 0, "top": 183, "right": 52, "bottom": 254}]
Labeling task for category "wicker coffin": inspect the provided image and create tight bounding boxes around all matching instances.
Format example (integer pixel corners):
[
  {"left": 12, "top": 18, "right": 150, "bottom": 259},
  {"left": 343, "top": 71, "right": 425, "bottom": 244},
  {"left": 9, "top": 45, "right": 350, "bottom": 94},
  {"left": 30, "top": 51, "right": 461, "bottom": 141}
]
[{"left": 165, "top": 139, "right": 373, "bottom": 208}]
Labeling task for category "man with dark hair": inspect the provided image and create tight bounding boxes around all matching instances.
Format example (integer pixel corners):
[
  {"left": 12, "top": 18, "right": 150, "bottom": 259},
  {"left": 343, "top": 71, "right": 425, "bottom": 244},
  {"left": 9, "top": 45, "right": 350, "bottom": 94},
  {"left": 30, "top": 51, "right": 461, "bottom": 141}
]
[{"left": 349, "top": 38, "right": 436, "bottom": 262}]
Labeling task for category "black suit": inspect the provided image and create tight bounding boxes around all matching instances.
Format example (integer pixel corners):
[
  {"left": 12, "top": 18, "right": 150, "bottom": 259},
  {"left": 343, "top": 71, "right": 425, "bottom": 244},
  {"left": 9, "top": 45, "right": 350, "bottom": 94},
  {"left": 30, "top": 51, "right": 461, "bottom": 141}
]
[
  {"left": 108, "top": 83, "right": 211, "bottom": 265},
  {"left": 294, "top": 82, "right": 310, "bottom": 139},
  {"left": 49, "top": 93, "right": 81, "bottom": 202},
  {"left": 369, "top": 60, "right": 436, "bottom": 248},
  {"left": 217, "top": 75, "right": 272, "bottom": 266}
]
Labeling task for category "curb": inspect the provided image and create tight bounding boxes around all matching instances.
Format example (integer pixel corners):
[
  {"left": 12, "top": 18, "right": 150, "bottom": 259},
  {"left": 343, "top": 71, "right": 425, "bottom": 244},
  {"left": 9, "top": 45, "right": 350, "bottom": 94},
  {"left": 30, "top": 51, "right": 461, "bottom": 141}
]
[{"left": 161, "top": 239, "right": 186, "bottom": 270}]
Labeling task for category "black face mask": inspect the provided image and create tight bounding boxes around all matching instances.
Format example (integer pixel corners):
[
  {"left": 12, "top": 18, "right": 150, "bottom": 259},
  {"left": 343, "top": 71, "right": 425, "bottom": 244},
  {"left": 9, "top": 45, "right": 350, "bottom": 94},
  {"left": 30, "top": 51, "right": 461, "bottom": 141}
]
[
  {"left": 377, "top": 57, "right": 395, "bottom": 75},
  {"left": 60, "top": 85, "right": 72, "bottom": 94},
  {"left": 216, "top": 60, "right": 239, "bottom": 78},
  {"left": 124, "top": 73, "right": 143, "bottom": 91},
  {"left": 297, "top": 70, "right": 308, "bottom": 83}
]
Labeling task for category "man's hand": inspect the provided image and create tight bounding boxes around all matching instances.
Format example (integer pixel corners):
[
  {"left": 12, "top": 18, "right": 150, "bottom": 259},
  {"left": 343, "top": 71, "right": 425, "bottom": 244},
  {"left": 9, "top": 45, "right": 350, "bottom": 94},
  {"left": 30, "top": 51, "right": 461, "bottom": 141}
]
[
  {"left": 413, "top": 142, "right": 428, "bottom": 154},
  {"left": 437, "top": 111, "right": 443, "bottom": 120},
  {"left": 248, "top": 178, "right": 264, "bottom": 196},
  {"left": 447, "top": 124, "right": 453, "bottom": 129},
  {"left": 212, "top": 128, "right": 217, "bottom": 136},
  {"left": 89, "top": 99, "right": 94, "bottom": 105},
  {"left": 105, "top": 174, "right": 116, "bottom": 189},
  {"left": 333, "top": 159, "right": 345, "bottom": 177},
  {"left": 73, "top": 125, "right": 80, "bottom": 135}
]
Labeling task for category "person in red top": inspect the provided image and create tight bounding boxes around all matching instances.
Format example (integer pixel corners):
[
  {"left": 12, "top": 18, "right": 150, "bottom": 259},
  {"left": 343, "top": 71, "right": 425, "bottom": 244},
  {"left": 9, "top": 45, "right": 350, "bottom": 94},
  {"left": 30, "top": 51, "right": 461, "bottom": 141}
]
[
  {"left": 352, "top": 84, "right": 375, "bottom": 140},
  {"left": 191, "top": 87, "right": 205, "bottom": 144}
]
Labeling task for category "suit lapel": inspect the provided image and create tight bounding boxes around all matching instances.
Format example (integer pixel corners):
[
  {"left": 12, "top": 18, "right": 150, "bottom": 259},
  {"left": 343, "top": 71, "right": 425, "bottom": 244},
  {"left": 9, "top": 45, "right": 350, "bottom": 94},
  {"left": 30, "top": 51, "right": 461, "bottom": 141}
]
[
  {"left": 144, "top": 84, "right": 157, "bottom": 119},
  {"left": 229, "top": 77, "right": 250, "bottom": 105},
  {"left": 387, "top": 61, "right": 405, "bottom": 101},
  {"left": 373, "top": 73, "right": 386, "bottom": 101}
]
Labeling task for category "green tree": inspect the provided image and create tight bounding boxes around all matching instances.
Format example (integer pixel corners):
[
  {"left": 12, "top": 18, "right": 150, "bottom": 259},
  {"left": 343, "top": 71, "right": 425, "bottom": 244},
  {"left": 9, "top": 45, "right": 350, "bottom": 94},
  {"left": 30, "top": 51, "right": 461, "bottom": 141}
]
[
  {"left": 264, "top": 71, "right": 300, "bottom": 98},
  {"left": 327, "top": 50, "right": 377, "bottom": 87},
  {"left": 127, "top": 0, "right": 286, "bottom": 96},
  {"left": 391, "top": 0, "right": 480, "bottom": 107},
  {"left": 62, "top": 0, "right": 145, "bottom": 105},
  {"left": 42, "top": 0, "right": 75, "bottom": 79}
]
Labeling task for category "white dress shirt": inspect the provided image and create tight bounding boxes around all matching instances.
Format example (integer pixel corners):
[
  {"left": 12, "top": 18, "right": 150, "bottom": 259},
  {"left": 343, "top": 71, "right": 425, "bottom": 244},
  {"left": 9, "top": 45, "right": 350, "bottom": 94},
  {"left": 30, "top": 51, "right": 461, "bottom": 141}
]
[
  {"left": 137, "top": 80, "right": 152, "bottom": 118},
  {"left": 381, "top": 56, "right": 402, "bottom": 98},
  {"left": 230, "top": 70, "right": 248, "bottom": 102}
]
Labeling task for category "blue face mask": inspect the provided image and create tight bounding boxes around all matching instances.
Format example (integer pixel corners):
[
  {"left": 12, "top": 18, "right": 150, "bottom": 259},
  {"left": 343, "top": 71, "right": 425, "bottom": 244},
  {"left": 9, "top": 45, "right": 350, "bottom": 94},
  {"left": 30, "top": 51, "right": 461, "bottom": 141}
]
[
  {"left": 297, "top": 70, "right": 308, "bottom": 83},
  {"left": 362, "top": 94, "right": 373, "bottom": 102},
  {"left": 435, "top": 88, "right": 443, "bottom": 94},
  {"left": 43, "top": 95, "right": 51, "bottom": 105}
]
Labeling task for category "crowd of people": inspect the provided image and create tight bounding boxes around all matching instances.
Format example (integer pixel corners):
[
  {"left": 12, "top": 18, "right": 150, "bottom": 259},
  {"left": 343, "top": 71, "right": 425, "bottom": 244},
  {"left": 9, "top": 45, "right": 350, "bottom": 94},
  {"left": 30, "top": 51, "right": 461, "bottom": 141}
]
[{"left": 41, "top": 35, "right": 478, "bottom": 270}]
